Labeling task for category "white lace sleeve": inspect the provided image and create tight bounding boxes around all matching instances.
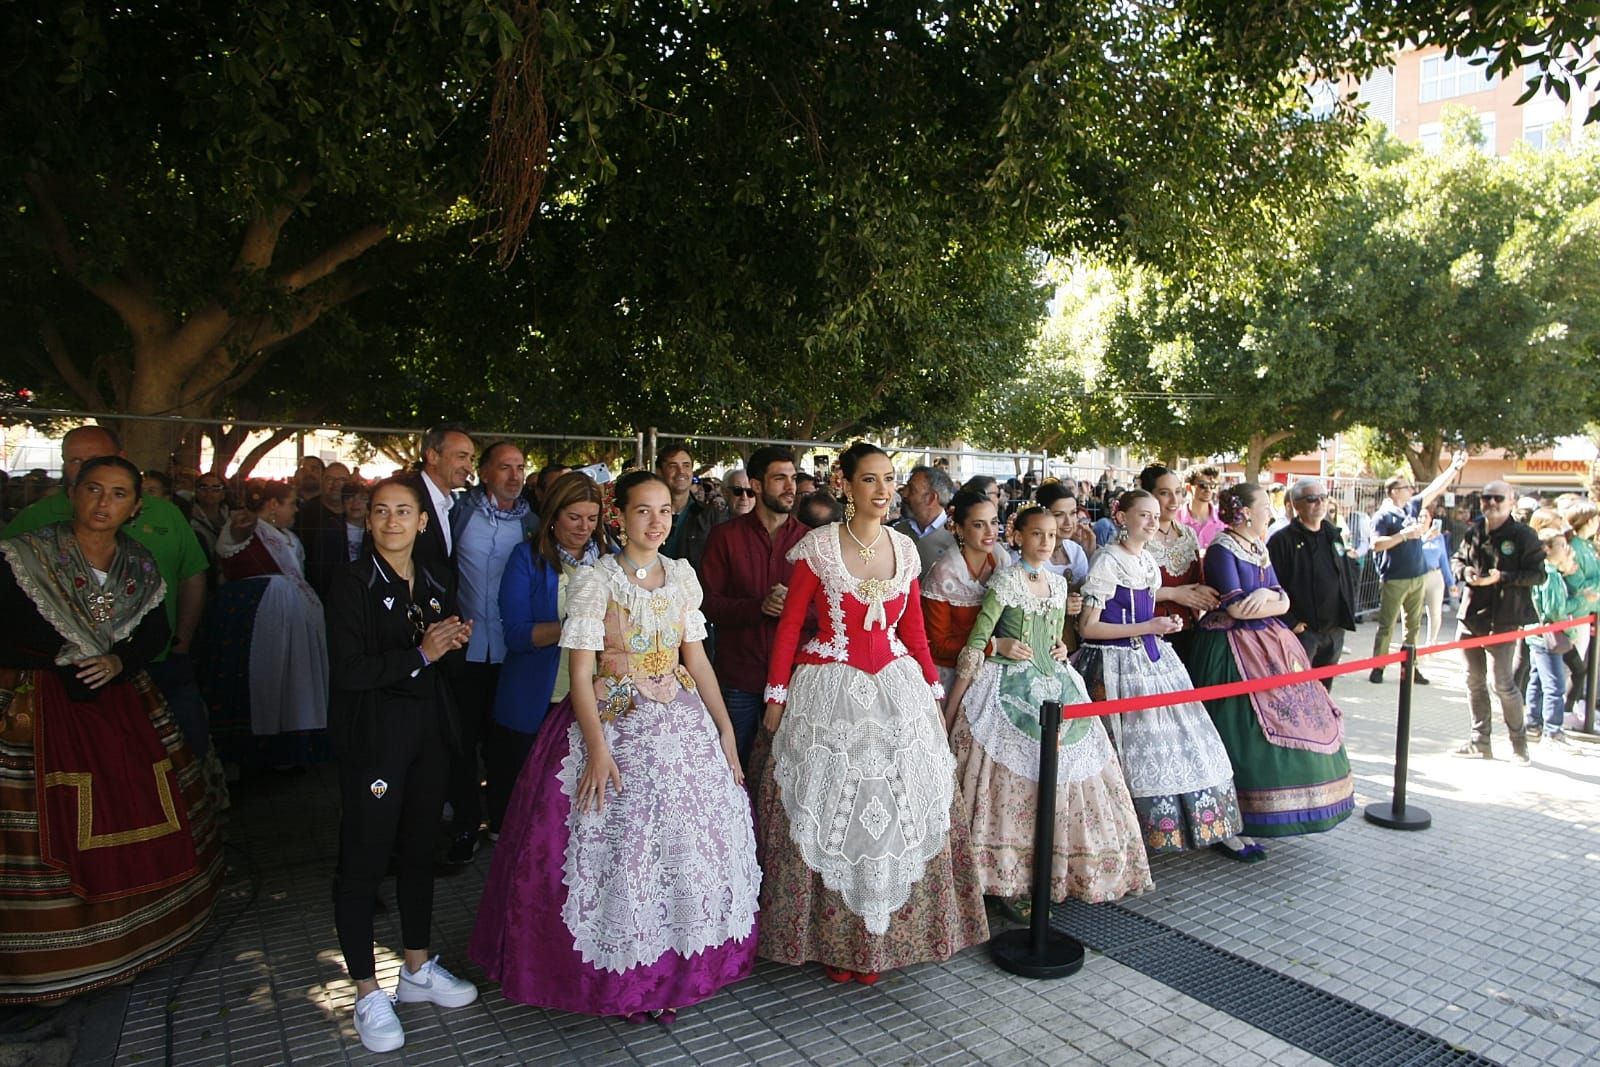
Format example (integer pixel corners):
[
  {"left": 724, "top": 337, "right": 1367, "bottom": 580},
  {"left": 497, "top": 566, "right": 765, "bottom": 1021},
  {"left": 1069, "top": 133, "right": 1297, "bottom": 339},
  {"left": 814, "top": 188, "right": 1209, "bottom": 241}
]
[
  {"left": 1080, "top": 548, "right": 1120, "bottom": 610},
  {"left": 559, "top": 565, "right": 607, "bottom": 650},
  {"left": 676, "top": 560, "right": 709, "bottom": 643}
]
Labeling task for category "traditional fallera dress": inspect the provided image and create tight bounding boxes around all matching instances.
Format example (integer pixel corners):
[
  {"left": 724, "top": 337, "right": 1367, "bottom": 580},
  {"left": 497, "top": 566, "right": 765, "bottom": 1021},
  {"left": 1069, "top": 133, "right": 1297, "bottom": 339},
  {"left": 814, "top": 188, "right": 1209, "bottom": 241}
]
[
  {"left": 758, "top": 525, "right": 988, "bottom": 971},
  {"left": 1189, "top": 532, "right": 1355, "bottom": 837},
  {"left": 0, "top": 525, "right": 221, "bottom": 1003},
  {"left": 1071, "top": 546, "right": 1243, "bottom": 852},
  {"left": 952, "top": 565, "right": 1151, "bottom": 902},
  {"left": 201, "top": 519, "right": 330, "bottom": 767},
  {"left": 921, "top": 545, "right": 1008, "bottom": 694},
  {"left": 1147, "top": 521, "right": 1203, "bottom": 662},
  {"left": 470, "top": 555, "right": 759, "bottom": 1015}
]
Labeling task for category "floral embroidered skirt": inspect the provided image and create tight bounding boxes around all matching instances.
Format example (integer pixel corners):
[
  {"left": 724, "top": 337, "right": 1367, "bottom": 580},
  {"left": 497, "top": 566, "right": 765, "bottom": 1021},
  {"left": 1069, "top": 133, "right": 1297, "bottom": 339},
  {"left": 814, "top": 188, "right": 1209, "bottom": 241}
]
[
  {"left": 1074, "top": 642, "right": 1243, "bottom": 852},
  {"left": 752, "top": 719, "right": 989, "bottom": 971},
  {"left": 1189, "top": 631, "right": 1355, "bottom": 837},
  {"left": 954, "top": 660, "right": 1152, "bottom": 901},
  {"left": 470, "top": 693, "right": 760, "bottom": 1015}
]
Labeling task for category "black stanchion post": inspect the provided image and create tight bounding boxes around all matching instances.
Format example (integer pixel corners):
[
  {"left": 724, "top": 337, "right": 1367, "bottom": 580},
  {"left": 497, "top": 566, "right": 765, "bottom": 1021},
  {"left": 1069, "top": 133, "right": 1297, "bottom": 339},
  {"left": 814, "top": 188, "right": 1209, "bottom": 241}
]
[
  {"left": 1364, "top": 645, "right": 1432, "bottom": 831},
  {"left": 990, "top": 700, "right": 1086, "bottom": 979}
]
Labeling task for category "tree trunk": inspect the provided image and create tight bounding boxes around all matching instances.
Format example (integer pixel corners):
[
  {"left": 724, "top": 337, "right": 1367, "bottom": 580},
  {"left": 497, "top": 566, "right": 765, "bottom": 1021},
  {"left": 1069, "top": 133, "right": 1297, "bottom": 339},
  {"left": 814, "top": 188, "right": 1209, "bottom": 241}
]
[
  {"left": 1405, "top": 434, "right": 1445, "bottom": 484},
  {"left": 1242, "top": 430, "right": 1293, "bottom": 482},
  {"left": 234, "top": 428, "right": 296, "bottom": 480},
  {"left": 206, "top": 424, "right": 254, "bottom": 476}
]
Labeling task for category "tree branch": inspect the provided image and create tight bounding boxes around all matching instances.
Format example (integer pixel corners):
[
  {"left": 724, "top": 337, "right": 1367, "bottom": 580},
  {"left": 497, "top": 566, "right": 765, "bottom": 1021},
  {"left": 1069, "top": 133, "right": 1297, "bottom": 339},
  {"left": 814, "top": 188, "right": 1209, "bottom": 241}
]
[
  {"left": 235, "top": 176, "right": 313, "bottom": 273},
  {"left": 233, "top": 427, "right": 298, "bottom": 480},
  {"left": 235, "top": 270, "right": 382, "bottom": 354},
  {"left": 281, "top": 224, "right": 390, "bottom": 292},
  {"left": 38, "top": 319, "right": 108, "bottom": 410},
  {"left": 23, "top": 172, "right": 171, "bottom": 339}
]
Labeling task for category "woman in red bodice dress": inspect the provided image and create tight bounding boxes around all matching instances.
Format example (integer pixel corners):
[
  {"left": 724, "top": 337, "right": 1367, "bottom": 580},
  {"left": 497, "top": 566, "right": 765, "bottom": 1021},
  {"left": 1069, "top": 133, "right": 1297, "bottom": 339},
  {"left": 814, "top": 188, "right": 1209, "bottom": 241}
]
[{"left": 757, "top": 442, "right": 988, "bottom": 984}]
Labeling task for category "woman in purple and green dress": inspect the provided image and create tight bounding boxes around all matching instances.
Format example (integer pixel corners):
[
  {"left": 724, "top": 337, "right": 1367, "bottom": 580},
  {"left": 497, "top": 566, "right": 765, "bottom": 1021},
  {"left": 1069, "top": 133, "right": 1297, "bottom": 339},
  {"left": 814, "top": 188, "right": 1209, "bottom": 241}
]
[
  {"left": 1073, "top": 490, "right": 1249, "bottom": 861},
  {"left": 1188, "top": 484, "right": 1354, "bottom": 840}
]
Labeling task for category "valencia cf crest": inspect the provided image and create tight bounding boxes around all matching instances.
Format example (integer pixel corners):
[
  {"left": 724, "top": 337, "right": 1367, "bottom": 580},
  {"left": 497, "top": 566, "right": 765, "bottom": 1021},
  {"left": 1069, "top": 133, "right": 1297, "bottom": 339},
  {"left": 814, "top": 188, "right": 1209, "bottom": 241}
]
[
  {"left": 370, "top": 778, "right": 389, "bottom": 799},
  {"left": 429, "top": 597, "right": 442, "bottom": 615}
]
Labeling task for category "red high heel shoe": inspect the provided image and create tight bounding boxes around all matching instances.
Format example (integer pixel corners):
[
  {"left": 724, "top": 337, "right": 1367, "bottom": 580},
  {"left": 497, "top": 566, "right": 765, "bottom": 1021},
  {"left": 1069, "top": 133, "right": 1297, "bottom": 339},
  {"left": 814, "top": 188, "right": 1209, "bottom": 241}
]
[
  {"left": 823, "top": 966, "right": 853, "bottom": 983},
  {"left": 854, "top": 971, "right": 880, "bottom": 986}
]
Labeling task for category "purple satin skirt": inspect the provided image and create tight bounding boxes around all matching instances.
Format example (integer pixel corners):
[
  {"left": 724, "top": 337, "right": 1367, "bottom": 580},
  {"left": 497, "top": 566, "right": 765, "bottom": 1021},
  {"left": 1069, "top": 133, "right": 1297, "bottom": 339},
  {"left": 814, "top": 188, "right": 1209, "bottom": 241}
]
[{"left": 468, "top": 697, "right": 758, "bottom": 1015}]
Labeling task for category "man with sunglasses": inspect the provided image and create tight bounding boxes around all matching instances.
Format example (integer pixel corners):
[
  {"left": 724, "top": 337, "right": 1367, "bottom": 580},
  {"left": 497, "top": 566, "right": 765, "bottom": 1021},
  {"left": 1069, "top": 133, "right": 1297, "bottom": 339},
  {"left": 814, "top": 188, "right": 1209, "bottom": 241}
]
[
  {"left": 1269, "top": 478, "right": 1358, "bottom": 690},
  {"left": 1368, "top": 452, "right": 1468, "bottom": 683},
  {"left": 1179, "top": 466, "right": 1225, "bottom": 548},
  {"left": 1451, "top": 480, "right": 1546, "bottom": 765}
]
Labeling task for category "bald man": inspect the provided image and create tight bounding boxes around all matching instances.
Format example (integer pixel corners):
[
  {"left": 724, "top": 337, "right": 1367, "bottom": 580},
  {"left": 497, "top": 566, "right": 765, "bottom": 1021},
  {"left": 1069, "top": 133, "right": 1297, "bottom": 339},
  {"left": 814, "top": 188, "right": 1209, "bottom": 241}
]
[
  {"left": 2, "top": 425, "right": 212, "bottom": 758},
  {"left": 1451, "top": 480, "right": 1545, "bottom": 765}
]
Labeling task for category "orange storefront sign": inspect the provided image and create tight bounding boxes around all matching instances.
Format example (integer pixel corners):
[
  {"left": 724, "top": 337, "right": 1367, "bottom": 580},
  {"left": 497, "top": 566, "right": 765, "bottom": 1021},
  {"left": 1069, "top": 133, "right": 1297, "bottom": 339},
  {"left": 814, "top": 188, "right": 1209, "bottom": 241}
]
[{"left": 1513, "top": 459, "right": 1591, "bottom": 476}]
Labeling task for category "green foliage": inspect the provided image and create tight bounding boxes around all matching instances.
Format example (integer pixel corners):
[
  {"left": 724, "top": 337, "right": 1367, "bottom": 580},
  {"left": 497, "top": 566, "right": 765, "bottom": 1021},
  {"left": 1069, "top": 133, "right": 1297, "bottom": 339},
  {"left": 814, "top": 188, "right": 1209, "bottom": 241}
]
[
  {"left": 3, "top": 1, "right": 1598, "bottom": 470},
  {"left": 1022, "top": 117, "right": 1600, "bottom": 472}
]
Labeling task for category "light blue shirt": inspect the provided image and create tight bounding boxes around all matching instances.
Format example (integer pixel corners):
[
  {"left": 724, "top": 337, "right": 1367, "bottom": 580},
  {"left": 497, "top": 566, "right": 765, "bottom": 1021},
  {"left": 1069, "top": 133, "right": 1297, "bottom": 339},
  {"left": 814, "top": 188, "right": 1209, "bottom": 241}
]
[{"left": 455, "top": 505, "right": 527, "bottom": 663}]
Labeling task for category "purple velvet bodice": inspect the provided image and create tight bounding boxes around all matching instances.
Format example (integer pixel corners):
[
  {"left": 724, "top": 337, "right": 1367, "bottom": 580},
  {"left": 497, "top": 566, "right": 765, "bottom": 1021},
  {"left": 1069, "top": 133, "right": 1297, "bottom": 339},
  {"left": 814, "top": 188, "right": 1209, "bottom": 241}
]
[
  {"left": 1083, "top": 583, "right": 1162, "bottom": 661},
  {"left": 1201, "top": 540, "right": 1285, "bottom": 632}
]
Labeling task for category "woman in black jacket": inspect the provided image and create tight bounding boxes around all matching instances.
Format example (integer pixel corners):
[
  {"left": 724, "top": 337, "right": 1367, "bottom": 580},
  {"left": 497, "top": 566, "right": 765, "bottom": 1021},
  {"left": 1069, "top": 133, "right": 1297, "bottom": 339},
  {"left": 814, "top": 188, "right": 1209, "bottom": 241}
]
[{"left": 323, "top": 477, "right": 476, "bottom": 1053}]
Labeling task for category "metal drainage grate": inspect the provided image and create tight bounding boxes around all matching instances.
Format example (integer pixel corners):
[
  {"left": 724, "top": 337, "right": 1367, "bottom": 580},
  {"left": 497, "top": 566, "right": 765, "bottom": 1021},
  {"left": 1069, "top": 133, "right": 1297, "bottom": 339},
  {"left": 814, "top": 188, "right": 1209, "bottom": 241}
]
[{"left": 1050, "top": 899, "right": 1501, "bottom": 1067}]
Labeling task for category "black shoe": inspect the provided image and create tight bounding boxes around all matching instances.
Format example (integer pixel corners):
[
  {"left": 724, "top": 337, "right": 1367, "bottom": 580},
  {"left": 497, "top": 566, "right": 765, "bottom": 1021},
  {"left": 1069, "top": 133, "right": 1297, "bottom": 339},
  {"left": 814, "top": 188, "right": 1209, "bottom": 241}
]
[
  {"left": 1413, "top": 670, "right": 1430, "bottom": 686},
  {"left": 445, "top": 830, "right": 479, "bottom": 866},
  {"left": 1368, "top": 669, "right": 1384, "bottom": 684}
]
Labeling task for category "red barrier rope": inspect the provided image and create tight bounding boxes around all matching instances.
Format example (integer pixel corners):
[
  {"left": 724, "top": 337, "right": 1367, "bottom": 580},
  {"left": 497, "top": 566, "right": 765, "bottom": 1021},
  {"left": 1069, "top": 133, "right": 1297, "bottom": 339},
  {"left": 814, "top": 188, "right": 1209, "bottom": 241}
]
[
  {"left": 1057, "top": 613, "right": 1598, "bottom": 722},
  {"left": 1069, "top": 649, "right": 1409, "bottom": 720},
  {"left": 1413, "top": 613, "right": 1598, "bottom": 658}
]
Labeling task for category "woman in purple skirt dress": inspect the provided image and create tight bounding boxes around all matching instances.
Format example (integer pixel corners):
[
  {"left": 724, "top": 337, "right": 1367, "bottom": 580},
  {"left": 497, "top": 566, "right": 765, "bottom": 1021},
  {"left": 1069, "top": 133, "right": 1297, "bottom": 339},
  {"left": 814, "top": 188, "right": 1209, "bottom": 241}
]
[{"left": 470, "top": 471, "right": 759, "bottom": 1024}]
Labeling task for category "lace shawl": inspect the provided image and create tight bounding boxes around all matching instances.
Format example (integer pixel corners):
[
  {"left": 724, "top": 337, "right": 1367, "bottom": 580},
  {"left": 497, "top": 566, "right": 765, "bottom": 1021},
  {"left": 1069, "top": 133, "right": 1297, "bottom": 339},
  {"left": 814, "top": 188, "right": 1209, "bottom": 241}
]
[
  {"left": 1146, "top": 523, "right": 1200, "bottom": 578},
  {"left": 1081, "top": 546, "right": 1160, "bottom": 610},
  {"left": 559, "top": 555, "right": 709, "bottom": 652},
  {"left": 0, "top": 524, "right": 165, "bottom": 664},
  {"left": 922, "top": 545, "right": 1007, "bottom": 607},
  {"left": 985, "top": 564, "right": 1068, "bottom": 615}
]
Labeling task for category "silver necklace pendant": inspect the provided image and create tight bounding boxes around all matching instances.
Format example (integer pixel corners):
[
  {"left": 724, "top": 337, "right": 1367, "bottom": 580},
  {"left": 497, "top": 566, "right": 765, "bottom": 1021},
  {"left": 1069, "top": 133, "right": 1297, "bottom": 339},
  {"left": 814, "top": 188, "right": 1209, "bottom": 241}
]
[{"left": 634, "top": 566, "right": 649, "bottom": 580}]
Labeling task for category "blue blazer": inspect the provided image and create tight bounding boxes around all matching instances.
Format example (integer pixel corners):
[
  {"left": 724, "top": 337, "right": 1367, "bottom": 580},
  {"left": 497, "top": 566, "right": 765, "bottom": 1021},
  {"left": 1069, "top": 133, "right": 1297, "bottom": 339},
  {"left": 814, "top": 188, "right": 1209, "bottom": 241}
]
[{"left": 494, "top": 542, "right": 564, "bottom": 734}]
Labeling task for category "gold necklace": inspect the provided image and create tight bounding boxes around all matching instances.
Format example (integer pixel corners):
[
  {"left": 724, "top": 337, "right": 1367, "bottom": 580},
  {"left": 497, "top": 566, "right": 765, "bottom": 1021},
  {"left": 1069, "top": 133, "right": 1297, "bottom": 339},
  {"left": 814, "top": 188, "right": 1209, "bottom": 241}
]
[{"left": 844, "top": 520, "right": 884, "bottom": 562}]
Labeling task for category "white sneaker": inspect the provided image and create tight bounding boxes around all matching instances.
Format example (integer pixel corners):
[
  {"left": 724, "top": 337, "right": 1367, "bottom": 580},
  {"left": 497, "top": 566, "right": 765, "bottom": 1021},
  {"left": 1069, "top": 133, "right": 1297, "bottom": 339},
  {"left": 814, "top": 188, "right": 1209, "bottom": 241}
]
[
  {"left": 354, "top": 989, "right": 405, "bottom": 1053},
  {"left": 395, "top": 956, "right": 479, "bottom": 1008}
]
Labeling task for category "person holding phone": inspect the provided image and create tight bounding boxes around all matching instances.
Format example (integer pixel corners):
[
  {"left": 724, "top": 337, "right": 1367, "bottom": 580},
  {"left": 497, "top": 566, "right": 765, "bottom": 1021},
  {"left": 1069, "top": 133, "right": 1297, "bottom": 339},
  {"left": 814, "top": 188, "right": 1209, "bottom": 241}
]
[{"left": 1368, "top": 452, "right": 1467, "bottom": 684}]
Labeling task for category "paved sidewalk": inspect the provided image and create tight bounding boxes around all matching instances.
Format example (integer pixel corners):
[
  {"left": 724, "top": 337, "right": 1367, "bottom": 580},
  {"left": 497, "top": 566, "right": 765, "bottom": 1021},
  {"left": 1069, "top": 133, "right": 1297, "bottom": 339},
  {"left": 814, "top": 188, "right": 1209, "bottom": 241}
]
[{"left": 9, "top": 619, "right": 1597, "bottom": 1065}]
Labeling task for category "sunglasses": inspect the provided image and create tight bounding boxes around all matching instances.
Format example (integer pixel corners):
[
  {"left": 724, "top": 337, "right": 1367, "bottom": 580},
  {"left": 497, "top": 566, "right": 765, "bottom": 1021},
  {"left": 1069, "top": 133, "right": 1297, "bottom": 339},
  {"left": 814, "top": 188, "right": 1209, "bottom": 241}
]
[
  {"left": 198, "top": 483, "right": 225, "bottom": 491},
  {"left": 1296, "top": 495, "right": 1327, "bottom": 505},
  {"left": 729, "top": 487, "right": 756, "bottom": 498},
  {"left": 1480, "top": 494, "right": 1507, "bottom": 504},
  {"left": 406, "top": 602, "right": 426, "bottom": 644}
]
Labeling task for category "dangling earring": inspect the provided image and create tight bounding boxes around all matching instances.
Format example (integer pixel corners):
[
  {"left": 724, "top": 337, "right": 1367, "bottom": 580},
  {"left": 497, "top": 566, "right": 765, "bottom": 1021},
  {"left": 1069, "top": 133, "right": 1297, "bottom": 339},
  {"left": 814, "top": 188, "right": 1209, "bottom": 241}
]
[
  {"left": 1114, "top": 525, "right": 1129, "bottom": 544},
  {"left": 843, "top": 497, "right": 856, "bottom": 522},
  {"left": 618, "top": 530, "right": 629, "bottom": 547}
]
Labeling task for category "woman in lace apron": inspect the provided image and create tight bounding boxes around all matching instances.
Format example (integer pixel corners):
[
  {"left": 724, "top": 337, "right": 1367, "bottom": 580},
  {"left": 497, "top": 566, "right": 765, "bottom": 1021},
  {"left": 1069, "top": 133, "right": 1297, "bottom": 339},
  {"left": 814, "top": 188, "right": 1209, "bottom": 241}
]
[
  {"left": 921, "top": 490, "right": 1010, "bottom": 694},
  {"left": 759, "top": 442, "right": 988, "bottom": 985},
  {"left": 943, "top": 504, "right": 1151, "bottom": 912},
  {"left": 1189, "top": 484, "right": 1355, "bottom": 840},
  {"left": 471, "top": 471, "right": 757, "bottom": 1024},
  {"left": 205, "top": 479, "right": 330, "bottom": 769},
  {"left": 1073, "top": 491, "right": 1250, "bottom": 862}
]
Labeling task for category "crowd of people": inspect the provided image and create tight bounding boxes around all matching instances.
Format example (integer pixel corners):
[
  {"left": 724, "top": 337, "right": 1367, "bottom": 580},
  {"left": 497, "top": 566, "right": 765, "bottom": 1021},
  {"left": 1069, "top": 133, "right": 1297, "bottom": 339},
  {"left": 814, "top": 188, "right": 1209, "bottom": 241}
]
[{"left": 0, "top": 422, "right": 1591, "bottom": 1053}]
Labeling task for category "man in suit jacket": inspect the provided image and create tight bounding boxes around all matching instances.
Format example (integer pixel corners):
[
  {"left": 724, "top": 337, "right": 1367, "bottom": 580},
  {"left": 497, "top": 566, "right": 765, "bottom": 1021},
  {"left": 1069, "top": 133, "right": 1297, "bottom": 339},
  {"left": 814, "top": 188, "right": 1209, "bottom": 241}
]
[{"left": 394, "top": 424, "right": 476, "bottom": 591}]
